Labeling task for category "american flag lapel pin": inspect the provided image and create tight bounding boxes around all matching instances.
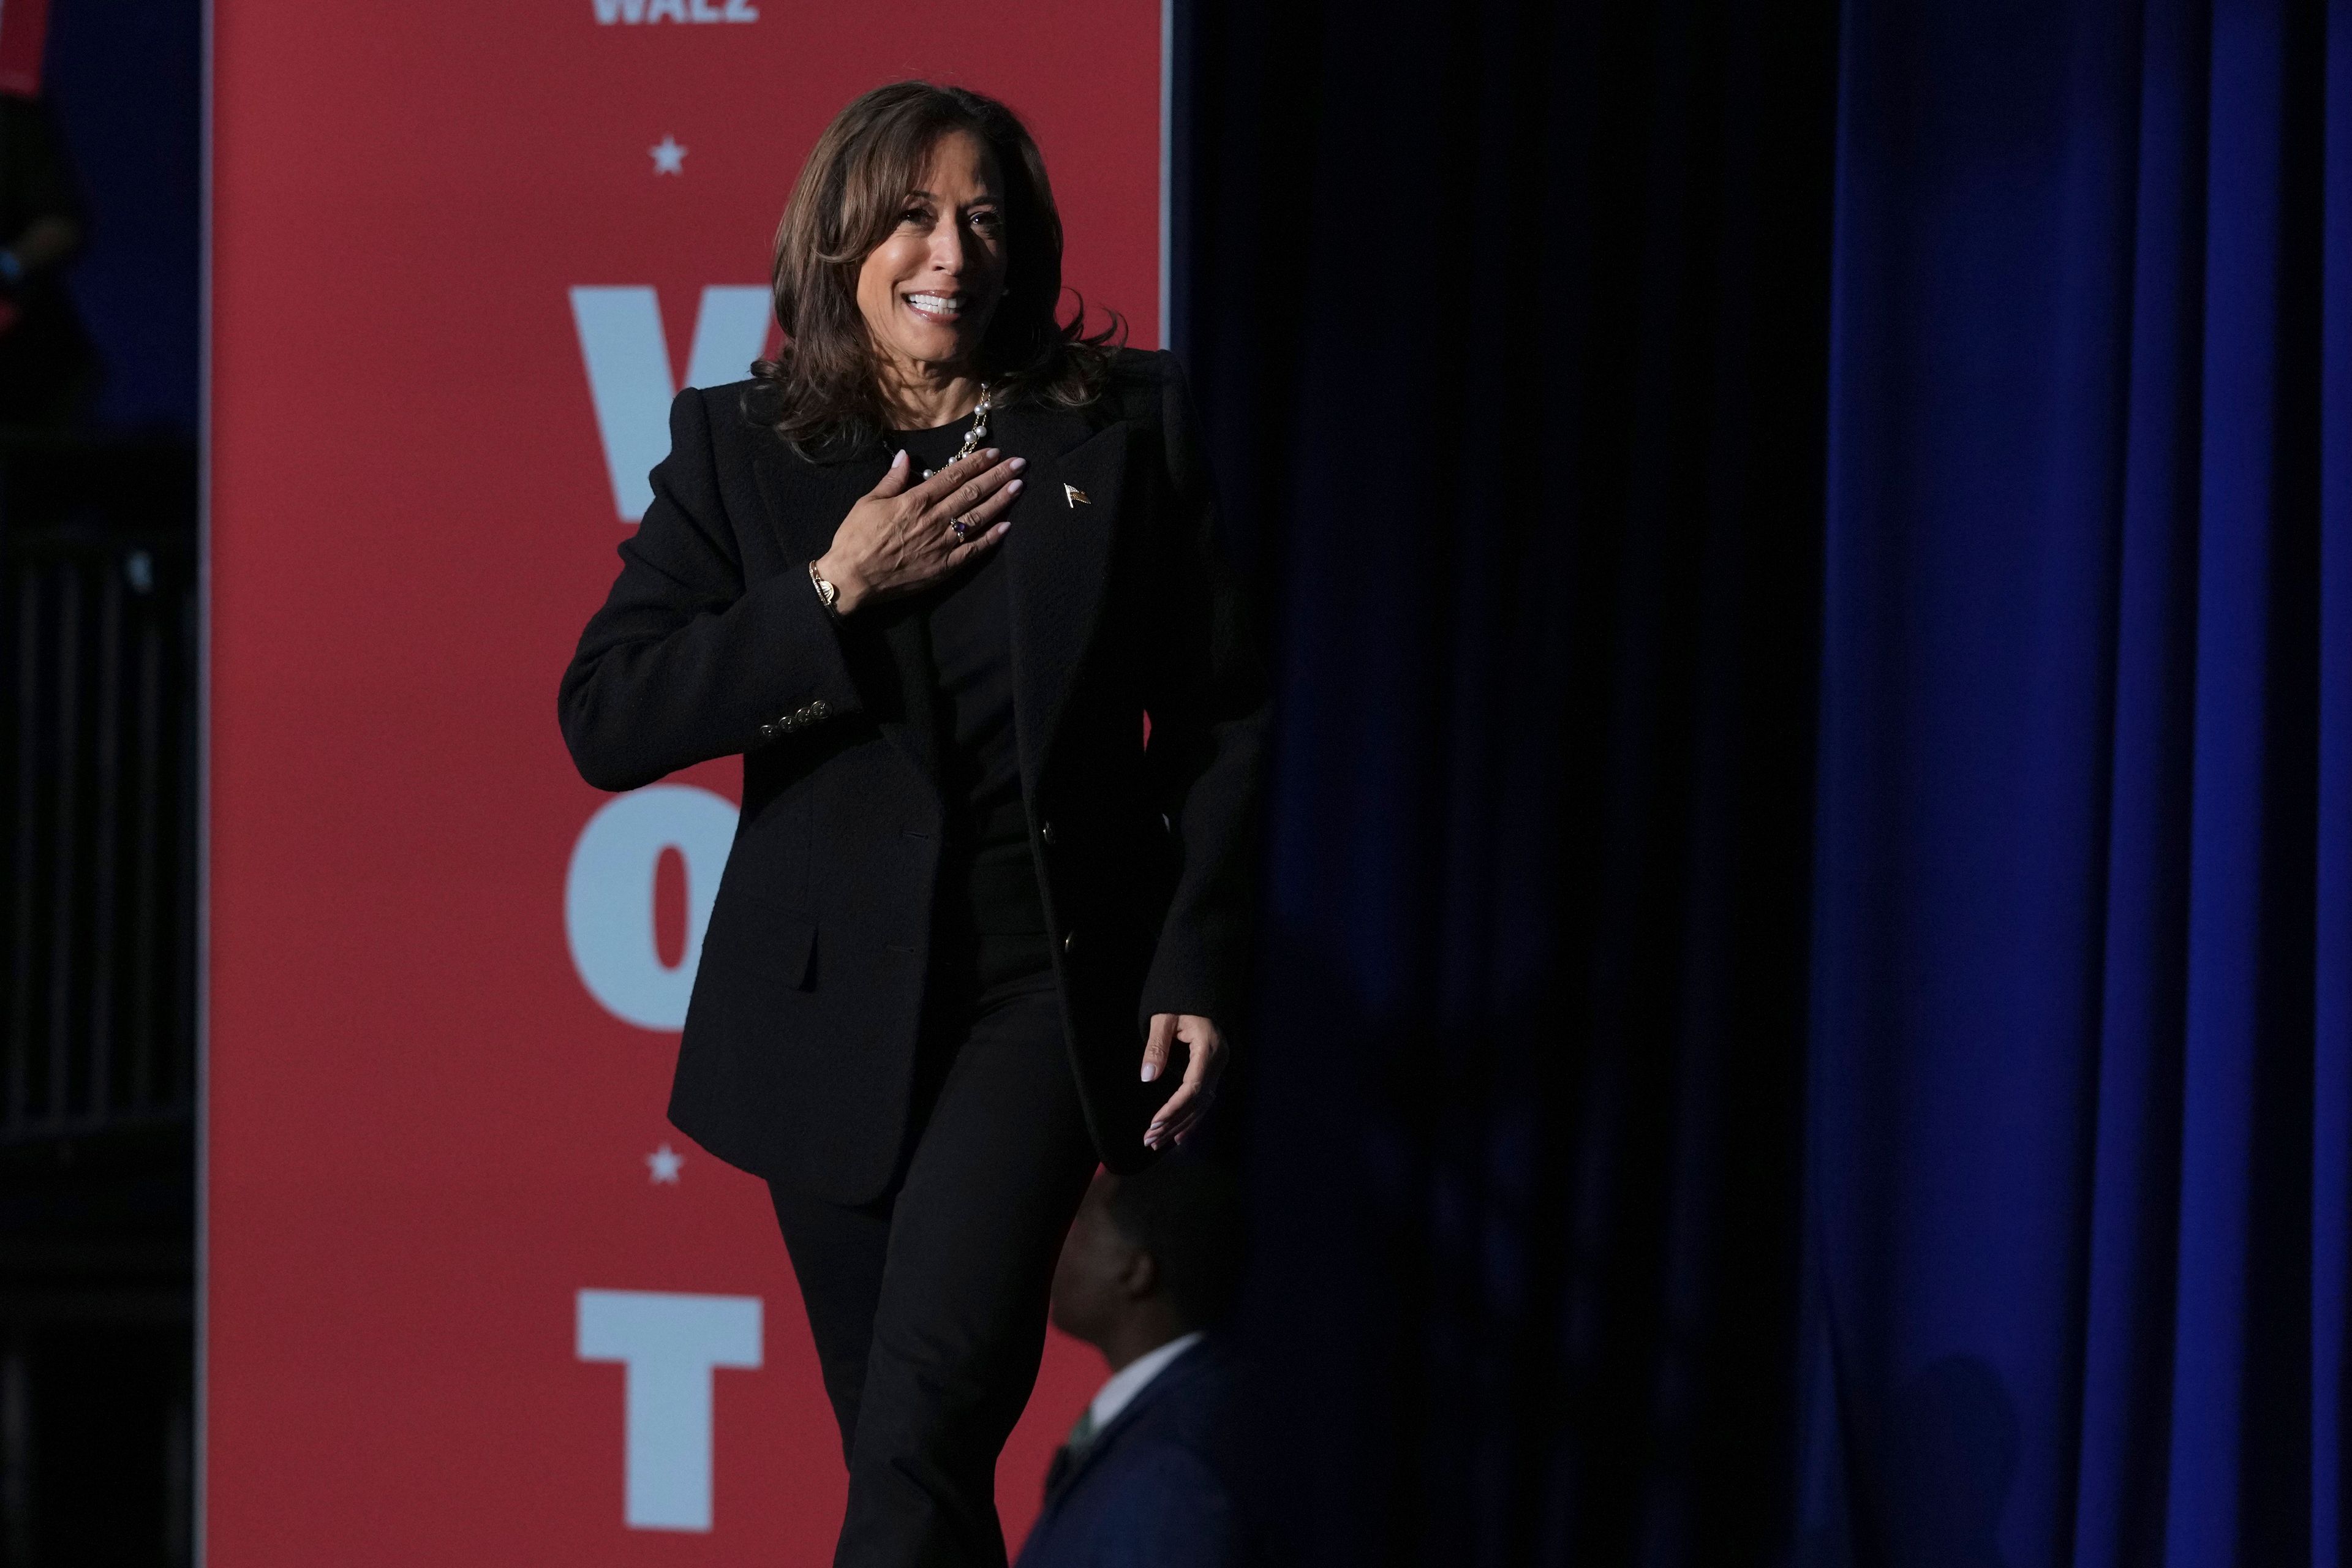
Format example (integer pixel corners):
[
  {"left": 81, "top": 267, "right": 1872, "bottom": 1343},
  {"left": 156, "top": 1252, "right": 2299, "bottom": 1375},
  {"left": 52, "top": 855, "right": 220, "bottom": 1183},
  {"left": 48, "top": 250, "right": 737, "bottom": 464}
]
[{"left": 1064, "top": 483, "right": 1089, "bottom": 508}]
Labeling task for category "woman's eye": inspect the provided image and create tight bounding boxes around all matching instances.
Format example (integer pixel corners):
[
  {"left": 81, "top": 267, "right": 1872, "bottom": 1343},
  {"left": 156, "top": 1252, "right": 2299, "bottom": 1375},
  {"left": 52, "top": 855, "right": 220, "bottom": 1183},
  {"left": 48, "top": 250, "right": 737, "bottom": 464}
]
[
  {"left": 970, "top": 210, "right": 1003, "bottom": 232},
  {"left": 899, "top": 207, "right": 930, "bottom": 227}
]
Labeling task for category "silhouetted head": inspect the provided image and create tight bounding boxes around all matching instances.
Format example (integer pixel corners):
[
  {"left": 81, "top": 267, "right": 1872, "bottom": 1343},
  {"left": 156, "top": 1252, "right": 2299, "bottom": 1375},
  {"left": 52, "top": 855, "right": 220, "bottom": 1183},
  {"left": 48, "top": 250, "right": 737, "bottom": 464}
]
[{"left": 1050, "top": 1158, "right": 1246, "bottom": 1366}]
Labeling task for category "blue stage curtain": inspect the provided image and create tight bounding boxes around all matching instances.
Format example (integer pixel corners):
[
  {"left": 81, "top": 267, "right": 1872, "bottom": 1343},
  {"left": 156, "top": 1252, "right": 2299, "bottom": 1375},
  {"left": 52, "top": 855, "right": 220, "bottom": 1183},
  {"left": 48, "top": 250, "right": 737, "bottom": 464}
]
[
  {"left": 1175, "top": 0, "right": 1838, "bottom": 1561},
  {"left": 1805, "top": 1, "right": 2352, "bottom": 1562}
]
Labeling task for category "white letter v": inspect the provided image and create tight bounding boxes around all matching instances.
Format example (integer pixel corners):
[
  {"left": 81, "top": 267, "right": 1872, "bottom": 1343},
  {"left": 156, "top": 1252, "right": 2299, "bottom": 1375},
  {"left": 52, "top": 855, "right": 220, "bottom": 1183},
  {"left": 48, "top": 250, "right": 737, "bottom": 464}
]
[{"left": 571, "top": 286, "right": 772, "bottom": 524}]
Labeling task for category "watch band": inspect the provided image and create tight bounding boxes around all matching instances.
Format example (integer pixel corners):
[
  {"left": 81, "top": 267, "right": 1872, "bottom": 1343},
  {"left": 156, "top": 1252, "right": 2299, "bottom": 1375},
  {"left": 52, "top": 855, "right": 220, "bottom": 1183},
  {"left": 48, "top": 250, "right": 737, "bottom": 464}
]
[{"left": 807, "top": 559, "right": 840, "bottom": 616}]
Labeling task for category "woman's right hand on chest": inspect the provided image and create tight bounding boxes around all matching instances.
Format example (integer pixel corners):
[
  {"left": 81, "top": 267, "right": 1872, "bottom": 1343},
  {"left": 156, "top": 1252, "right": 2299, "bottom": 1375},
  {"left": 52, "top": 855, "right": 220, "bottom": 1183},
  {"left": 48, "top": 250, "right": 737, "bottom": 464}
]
[{"left": 814, "top": 448, "right": 1025, "bottom": 616}]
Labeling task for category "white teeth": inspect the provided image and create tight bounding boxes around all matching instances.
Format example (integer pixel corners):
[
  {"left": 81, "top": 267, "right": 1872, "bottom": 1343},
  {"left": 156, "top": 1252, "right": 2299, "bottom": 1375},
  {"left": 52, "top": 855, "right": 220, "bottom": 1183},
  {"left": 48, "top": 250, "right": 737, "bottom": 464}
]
[{"left": 907, "top": 293, "right": 962, "bottom": 314}]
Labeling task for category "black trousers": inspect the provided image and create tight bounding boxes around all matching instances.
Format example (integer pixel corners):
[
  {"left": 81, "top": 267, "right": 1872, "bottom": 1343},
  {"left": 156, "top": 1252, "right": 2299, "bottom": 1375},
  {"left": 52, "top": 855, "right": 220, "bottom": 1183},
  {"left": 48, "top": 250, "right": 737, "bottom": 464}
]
[{"left": 769, "top": 943, "right": 1099, "bottom": 1568}]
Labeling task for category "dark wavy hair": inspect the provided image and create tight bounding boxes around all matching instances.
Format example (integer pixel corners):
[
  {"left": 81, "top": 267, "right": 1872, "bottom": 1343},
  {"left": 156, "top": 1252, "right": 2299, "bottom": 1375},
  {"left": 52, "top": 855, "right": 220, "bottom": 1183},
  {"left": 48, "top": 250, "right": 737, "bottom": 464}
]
[{"left": 745, "top": 81, "right": 1124, "bottom": 456}]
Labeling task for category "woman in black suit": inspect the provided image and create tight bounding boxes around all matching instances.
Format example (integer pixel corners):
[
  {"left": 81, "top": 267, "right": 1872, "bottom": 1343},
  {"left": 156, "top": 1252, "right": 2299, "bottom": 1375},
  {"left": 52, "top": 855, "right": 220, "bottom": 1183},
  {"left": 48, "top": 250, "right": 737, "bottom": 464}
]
[{"left": 559, "top": 81, "right": 1265, "bottom": 1567}]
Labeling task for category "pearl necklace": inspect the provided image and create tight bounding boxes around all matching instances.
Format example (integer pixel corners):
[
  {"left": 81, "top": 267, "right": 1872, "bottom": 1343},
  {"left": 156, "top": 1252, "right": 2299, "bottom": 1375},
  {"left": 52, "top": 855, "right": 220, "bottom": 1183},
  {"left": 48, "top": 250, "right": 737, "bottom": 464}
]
[{"left": 917, "top": 383, "right": 992, "bottom": 480}]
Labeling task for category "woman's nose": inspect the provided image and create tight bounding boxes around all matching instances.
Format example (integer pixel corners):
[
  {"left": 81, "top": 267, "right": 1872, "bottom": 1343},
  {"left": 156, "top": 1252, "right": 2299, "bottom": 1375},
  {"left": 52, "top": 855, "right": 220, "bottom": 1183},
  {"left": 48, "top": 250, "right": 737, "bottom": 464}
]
[{"left": 930, "top": 220, "right": 965, "bottom": 274}]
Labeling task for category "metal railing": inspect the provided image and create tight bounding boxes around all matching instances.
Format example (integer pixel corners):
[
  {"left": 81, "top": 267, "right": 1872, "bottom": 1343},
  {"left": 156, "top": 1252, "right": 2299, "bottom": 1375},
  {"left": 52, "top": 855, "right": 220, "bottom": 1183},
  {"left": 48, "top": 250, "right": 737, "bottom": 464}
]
[{"left": 1, "top": 437, "right": 198, "bottom": 1145}]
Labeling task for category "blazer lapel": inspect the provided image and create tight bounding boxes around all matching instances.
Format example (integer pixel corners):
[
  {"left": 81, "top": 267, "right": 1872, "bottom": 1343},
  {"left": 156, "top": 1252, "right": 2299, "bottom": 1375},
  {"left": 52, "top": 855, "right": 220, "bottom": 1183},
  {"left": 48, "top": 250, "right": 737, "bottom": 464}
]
[
  {"left": 750, "top": 439, "right": 941, "bottom": 791},
  {"left": 746, "top": 406, "right": 1129, "bottom": 799},
  {"left": 1045, "top": 1340, "right": 1213, "bottom": 1504},
  {"left": 999, "top": 408, "right": 1131, "bottom": 798}
]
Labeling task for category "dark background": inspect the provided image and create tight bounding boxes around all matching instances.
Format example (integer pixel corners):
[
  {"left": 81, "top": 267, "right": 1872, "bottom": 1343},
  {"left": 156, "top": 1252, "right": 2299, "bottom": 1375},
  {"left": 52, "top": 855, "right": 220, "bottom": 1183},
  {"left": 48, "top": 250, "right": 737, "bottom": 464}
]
[
  {"left": 2, "top": 0, "right": 201, "bottom": 1564},
  {"left": 1174, "top": 1, "right": 1836, "bottom": 1562}
]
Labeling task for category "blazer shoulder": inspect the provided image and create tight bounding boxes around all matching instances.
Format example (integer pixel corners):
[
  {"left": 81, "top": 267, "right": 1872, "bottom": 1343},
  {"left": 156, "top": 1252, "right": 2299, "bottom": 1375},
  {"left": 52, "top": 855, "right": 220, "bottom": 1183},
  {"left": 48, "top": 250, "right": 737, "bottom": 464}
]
[
  {"left": 1105, "top": 1339, "right": 1232, "bottom": 1451},
  {"left": 1101, "top": 347, "right": 1187, "bottom": 426},
  {"left": 690, "top": 378, "right": 774, "bottom": 453}
]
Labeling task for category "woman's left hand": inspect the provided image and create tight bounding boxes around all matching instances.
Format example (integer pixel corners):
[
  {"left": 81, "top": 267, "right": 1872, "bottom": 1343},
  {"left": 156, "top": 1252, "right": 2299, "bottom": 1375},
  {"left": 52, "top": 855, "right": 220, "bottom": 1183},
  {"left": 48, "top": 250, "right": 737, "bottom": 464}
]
[{"left": 1141, "top": 1013, "right": 1227, "bottom": 1150}]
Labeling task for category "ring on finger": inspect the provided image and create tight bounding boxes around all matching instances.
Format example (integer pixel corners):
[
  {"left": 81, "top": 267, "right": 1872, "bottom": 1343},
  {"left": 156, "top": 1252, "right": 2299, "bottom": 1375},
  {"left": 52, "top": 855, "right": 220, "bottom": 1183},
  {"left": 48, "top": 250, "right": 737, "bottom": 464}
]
[{"left": 949, "top": 513, "right": 975, "bottom": 541}]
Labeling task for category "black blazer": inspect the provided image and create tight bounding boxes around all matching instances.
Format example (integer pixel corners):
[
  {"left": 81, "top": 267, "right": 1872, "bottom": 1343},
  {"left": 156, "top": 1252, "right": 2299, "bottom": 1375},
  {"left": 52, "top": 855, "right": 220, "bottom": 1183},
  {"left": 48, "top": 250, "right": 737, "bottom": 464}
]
[{"left": 559, "top": 349, "right": 1267, "bottom": 1204}]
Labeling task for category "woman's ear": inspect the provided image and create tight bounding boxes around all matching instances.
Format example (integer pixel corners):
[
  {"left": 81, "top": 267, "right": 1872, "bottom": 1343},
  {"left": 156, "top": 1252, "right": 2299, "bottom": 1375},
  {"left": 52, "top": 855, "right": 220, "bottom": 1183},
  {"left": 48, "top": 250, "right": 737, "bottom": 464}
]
[{"left": 1117, "top": 1248, "right": 1160, "bottom": 1302}]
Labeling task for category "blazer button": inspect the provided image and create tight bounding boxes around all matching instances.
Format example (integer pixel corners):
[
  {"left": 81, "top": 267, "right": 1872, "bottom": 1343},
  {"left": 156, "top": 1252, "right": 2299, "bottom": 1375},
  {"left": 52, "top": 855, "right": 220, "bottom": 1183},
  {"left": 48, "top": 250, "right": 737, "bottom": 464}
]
[
  {"left": 1041, "top": 820, "right": 1058, "bottom": 845},
  {"left": 809, "top": 698, "right": 829, "bottom": 717},
  {"left": 1062, "top": 930, "right": 1076, "bottom": 954},
  {"left": 757, "top": 723, "right": 777, "bottom": 740}
]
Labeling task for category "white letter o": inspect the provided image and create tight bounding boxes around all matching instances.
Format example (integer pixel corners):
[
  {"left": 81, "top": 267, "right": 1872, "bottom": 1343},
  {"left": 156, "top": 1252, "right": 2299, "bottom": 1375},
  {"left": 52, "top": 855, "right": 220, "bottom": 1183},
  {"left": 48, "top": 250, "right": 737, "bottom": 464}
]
[{"left": 565, "top": 785, "right": 739, "bottom": 1031}]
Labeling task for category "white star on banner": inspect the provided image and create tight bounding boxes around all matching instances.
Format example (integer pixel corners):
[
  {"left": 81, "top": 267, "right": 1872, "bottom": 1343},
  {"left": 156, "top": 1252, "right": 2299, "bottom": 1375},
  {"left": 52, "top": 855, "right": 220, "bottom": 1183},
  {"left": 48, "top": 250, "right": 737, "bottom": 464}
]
[
  {"left": 649, "top": 135, "right": 687, "bottom": 176},
  {"left": 646, "top": 1143, "right": 685, "bottom": 1184}
]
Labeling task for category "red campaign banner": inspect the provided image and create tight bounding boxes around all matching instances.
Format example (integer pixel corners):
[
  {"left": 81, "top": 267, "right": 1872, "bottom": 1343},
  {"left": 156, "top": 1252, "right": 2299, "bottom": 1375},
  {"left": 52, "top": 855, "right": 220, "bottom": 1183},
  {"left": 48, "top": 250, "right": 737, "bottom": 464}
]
[{"left": 206, "top": 4, "right": 1162, "bottom": 1561}]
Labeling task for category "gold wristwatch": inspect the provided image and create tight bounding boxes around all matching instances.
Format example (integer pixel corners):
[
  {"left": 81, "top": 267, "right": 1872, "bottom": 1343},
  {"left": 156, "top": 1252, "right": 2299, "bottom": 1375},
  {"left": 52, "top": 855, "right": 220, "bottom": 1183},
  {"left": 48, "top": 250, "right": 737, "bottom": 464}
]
[{"left": 808, "top": 559, "right": 841, "bottom": 616}]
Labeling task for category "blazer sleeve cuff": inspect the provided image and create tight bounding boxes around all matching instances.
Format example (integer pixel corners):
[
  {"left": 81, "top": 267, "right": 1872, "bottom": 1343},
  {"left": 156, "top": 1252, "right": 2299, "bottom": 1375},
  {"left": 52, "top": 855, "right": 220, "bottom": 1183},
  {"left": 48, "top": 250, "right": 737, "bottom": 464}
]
[
  {"left": 735, "top": 567, "right": 867, "bottom": 746},
  {"left": 1137, "top": 933, "right": 1246, "bottom": 1031}
]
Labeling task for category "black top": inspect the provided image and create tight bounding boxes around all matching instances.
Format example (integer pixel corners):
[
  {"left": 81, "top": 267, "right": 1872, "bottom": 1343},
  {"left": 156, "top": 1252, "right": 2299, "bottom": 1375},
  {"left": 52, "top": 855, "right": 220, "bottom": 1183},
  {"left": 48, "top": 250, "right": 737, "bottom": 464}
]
[{"left": 890, "top": 419, "right": 1050, "bottom": 987}]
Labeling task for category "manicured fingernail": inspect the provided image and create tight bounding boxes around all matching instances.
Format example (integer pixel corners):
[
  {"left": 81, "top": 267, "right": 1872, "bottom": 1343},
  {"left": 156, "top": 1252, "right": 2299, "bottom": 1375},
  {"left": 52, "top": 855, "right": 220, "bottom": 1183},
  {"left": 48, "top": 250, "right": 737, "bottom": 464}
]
[
  {"left": 1008, "top": 456, "right": 1027, "bottom": 472},
  {"left": 1141, "top": 1061, "right": 1159, "bottom": 1082},
  {"left": 984, "top": 448, "right": 1000, "bottom": 459},
  {"left": 1006, "top": 478, "right": 1023, "bottom": 495},
  {"left": 891, "top": 450, "right": 907, "bottom": 468}
]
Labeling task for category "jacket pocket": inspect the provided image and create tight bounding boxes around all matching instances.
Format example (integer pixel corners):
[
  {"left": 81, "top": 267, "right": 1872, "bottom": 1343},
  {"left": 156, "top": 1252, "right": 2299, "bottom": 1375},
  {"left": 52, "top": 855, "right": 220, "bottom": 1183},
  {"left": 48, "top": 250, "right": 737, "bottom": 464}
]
[{"left": 701, "top": 895, "right": 818, "bottom": 992}]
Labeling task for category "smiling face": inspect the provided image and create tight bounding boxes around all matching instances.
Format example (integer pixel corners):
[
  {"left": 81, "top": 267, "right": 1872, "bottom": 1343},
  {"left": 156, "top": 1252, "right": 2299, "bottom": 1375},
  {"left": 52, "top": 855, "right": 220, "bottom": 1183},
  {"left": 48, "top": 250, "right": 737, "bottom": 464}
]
[{"left": 853, "top": 129, "right": 1007, "bottom": 393}]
